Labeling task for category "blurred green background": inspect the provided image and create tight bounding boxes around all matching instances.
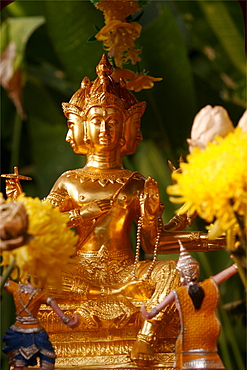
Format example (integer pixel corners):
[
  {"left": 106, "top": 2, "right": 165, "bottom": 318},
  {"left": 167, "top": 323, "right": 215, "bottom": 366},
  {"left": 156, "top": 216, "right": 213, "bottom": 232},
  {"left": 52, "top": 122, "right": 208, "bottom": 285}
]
[{"left": 0, "top": 1, "right": 246, "bottom": 369}]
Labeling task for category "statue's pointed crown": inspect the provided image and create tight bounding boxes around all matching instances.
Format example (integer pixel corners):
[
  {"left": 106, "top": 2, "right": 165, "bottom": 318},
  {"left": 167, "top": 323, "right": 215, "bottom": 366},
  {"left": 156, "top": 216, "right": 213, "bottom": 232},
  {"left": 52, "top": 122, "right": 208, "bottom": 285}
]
[
  {"left": 62, "top": 54, "right": 146, "bottom": 119},
  {"left": 176, "top": 240, "right": 199, "bottom": 282}
]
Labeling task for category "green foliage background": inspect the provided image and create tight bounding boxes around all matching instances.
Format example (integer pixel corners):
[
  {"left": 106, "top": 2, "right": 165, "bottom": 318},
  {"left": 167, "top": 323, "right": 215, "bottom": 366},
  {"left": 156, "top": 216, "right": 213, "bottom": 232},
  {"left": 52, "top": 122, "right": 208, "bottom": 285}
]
[{"left": 1, "top": 1, "right": 246, "bottom": 369}]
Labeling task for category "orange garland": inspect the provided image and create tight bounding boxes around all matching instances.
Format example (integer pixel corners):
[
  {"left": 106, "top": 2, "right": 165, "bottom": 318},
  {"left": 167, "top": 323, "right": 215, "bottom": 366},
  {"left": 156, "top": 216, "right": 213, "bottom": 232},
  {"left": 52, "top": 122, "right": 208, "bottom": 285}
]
[{"left": 92, "top": 0, "right": 162, "bottom": 92}]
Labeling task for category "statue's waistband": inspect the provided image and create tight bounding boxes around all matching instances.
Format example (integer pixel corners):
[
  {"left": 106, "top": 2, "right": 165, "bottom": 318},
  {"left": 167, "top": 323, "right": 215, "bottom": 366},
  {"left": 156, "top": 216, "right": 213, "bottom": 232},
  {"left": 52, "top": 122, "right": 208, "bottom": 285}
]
[{"left": 77, "top": 249, "right": 134, "bottom": 260}]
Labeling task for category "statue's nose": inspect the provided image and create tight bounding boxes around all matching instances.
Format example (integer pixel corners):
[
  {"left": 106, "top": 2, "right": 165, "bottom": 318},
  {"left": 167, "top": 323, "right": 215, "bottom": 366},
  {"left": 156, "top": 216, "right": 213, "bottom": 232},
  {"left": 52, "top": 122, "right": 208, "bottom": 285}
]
[
  {"left": 66, "top": 130, "right": 72, "bottom": 141},
  {"left": 100, "top": 120, "right": 108, "bottom": 133}
]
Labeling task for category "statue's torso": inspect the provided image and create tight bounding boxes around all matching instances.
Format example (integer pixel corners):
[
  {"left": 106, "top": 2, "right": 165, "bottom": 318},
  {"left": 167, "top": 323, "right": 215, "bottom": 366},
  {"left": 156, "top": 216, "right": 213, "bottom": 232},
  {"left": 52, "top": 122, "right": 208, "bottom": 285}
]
[{"left": 46, "top": 168, "right": 145, "bottom": 284}]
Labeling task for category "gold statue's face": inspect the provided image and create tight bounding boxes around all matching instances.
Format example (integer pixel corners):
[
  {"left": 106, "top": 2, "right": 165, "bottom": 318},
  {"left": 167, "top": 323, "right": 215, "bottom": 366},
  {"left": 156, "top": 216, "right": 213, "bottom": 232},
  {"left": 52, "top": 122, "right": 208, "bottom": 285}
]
[
  {"left": 66, "top": 113, "right": 86, "bottom": 154},
  {"left": 124, "top": 112, "right": 142, "bottom": 154},
  {"left": 86, "top": 106, "right": 124, "bottom": 152}
]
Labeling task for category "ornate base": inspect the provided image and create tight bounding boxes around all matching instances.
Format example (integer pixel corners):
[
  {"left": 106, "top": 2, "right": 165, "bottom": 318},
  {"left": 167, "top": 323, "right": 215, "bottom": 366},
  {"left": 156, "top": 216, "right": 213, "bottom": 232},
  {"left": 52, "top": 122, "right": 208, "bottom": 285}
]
[
  {"left": 36, "top": 302, "right": 179, "bottom": 370},
  {"left": 19, "top": 353, "right": 175, "bottom": 369},
  {"left": 54, "top": 353, "right": 175, "bottom": 369},
  {"left": 21, "top": 357, "right": 175, "bottom": 370}
]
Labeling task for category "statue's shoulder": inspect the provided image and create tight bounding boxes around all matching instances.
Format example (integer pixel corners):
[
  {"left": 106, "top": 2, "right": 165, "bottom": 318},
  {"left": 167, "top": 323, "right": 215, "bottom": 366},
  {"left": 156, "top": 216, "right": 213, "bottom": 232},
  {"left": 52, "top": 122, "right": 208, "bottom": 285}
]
[
  {"left": 123, "top": 171, "right": 145, "bottom": 193},
  {"left": 54, "top": 169, "right": 83, "bottom": 184},
  {"left": 117, "top": 170, "right": 145, "bottom": 184},
  {"left": 60, "top": 169, "right": 79, "bottom": 178},
  {"left": 131, "top": 171, "right": 145, "bottom": 181},
  {"left": 130, "top": 171, "right": 145, "bottom": 187},
  {"left": 53, "top": 169, "right": 145, "bottom": 189},
  {"left": 47, "top": 170, "right": 81, "bottom": 196}
]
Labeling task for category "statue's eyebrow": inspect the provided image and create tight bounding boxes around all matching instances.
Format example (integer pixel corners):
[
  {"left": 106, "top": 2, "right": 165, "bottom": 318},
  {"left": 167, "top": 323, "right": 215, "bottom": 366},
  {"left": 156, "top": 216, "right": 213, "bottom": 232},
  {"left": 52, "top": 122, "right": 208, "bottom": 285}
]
[
  {"left": 87, "top": 112, "right": 102, "bottom": 119},
  {"left": 67, "top": 120, "right": 75, "bottom": 127}
]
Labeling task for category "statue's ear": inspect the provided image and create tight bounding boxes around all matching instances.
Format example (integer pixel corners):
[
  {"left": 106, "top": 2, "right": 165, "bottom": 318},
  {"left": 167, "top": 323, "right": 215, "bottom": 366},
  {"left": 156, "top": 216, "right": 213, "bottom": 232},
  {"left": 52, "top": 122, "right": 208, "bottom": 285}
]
[
  {"left": 120, "top": 137, "right": 126, "bottom": 146},
  {"left": 83, "top": 121, "right": 89, "bottom": 145}
]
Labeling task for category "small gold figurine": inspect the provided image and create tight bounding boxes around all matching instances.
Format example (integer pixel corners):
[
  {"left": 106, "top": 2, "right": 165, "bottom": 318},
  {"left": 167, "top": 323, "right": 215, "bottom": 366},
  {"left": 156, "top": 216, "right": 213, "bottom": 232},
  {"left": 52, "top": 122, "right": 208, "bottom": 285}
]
[
  {"left": 3, "top": 54, "right": 226, "bottom": 368},
  {"left": 141, "top": 241, "right": 239, "bottom": 370}
]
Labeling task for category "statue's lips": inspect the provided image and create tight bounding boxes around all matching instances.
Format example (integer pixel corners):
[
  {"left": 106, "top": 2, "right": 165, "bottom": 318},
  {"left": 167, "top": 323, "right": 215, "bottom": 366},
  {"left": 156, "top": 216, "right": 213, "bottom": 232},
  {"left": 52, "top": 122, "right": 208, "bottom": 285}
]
[{"left": 99, "top": 136, "right": 111, "bottom": 144}]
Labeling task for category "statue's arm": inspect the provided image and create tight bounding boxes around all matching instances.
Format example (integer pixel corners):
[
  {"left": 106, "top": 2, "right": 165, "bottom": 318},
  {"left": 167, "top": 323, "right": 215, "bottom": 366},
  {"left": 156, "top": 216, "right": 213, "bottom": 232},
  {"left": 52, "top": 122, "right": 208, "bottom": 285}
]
[
  {"left": 163, "top": 211, "right": 197, "bottom": 231},
  {"left": 44, "top": 176, "right": 73, "bottom": 211},
  {"left": 142, "top": 226, "right": 226, "bottom": 254},
  {"left": 158, "top": 230, "right": 226, "bottom": 254},
  {"left": 45, "top": 174, "right": 112, "bottom": 228},
  {"left": 140, "top": 177, "right": 225, "bottom": 254}
]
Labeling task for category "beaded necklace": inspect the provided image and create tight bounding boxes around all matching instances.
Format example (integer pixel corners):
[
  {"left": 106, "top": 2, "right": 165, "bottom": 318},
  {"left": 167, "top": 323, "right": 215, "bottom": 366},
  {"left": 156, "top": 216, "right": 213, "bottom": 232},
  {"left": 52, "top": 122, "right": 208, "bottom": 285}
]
[{"left": 131, "top": 215, "right": 162, "bottom": 281}]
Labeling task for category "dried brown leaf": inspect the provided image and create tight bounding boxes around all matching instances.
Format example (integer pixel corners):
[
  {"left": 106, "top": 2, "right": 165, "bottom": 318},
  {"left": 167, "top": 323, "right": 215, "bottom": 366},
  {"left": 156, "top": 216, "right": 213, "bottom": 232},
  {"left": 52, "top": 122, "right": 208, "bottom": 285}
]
[{"left": 0, "top": 42, "right": 26, "bottom": 119}]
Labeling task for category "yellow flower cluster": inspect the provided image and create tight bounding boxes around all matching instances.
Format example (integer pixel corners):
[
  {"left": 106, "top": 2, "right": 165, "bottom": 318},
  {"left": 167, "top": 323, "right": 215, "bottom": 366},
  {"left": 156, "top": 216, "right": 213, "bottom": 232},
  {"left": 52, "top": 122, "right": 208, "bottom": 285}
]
[
  {"left": 95, "top": 0, "right": 141, "bottom": 23},
  {"left": 93, "top": 0, "right": 162, "bottom": 91},
  {"left": 96, "top": 20, "right": 142, "bottom": 66},
  {"left": 1, "top": 195, "right": 78, "bottom": 291},
  {"left": 112, "top": 67, "right": 162, "bottom": 92},
  {"left": 167, "top": 128, "right": 247, "bottom": 244}
]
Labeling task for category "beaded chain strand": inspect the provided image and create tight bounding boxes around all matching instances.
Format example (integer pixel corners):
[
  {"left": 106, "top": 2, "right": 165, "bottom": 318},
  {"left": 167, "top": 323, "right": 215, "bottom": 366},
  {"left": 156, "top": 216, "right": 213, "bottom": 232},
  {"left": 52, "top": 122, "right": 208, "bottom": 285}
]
[{"left": 131, "top": 216, "right": 162, "bottom": 281}]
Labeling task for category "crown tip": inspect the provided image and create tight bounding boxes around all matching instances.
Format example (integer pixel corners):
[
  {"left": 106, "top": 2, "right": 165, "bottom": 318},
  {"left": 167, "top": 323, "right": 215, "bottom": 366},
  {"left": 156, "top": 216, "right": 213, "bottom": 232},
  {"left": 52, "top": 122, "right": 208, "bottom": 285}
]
[
  {"left": 96, "top": 53, "right": 113, "bottom": 77},
  {"left": 178, "top": 239, "right": 186, "bottom": 253}
]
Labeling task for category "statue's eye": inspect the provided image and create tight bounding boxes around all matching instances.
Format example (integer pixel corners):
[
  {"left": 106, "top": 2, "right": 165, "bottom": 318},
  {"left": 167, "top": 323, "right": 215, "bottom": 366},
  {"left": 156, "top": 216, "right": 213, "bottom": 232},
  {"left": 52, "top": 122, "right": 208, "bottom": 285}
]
[
  {"left": 67, "top": 121, "right": 74, "bottom": 129},
  {"left": 108, "top": 119, "right": 118, "bottom": 127},
  {"left": 90, "top": 117, "right": 102, "bottom": 125}
]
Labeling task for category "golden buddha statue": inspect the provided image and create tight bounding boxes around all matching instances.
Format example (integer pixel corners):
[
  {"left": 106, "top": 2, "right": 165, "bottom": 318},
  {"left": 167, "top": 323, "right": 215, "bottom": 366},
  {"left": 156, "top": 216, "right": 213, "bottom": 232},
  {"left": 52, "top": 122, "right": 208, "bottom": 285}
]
[{"left": 4, "top": 54, "right": 225, "bottom": 369}]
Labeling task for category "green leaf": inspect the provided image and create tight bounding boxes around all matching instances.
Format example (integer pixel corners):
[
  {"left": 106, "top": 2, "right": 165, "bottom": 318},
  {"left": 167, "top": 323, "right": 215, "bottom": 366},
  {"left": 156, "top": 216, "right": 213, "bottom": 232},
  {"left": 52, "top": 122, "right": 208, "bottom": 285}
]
[
  {"left": 1, "top": 16, "right": 45, "bottom": 55},
  {"left": 138, "top": 2, "right": 196, "bottom": 150},
  {"left": 86, "top": 34, "right": 98, "bottom": 43},
  {"left": 133, "top": 140, "right": 178, "bottom": 222},
  {"left": 197, "top": 0, "right": 246, "bottom": 76},
  {"left": 93, "top": 24, "right": 101, "bottom": 32},
  {"left": 24, "top": 79, "right": 84, "bottom": 198},
  {"left": 43, "top": 1, "right": 104, "bottom": 83},
  {"left": 138, "top": 0, "right": 151, "bottom": 7},
  {"left": 126, "top": 10, "right": 144, "bottom": 23},
  {"left": 90, "top": 0, "right": 100, "bottom": 6},
  {"left": 0, "top": 16, "right": 45, "bottom": 70}
]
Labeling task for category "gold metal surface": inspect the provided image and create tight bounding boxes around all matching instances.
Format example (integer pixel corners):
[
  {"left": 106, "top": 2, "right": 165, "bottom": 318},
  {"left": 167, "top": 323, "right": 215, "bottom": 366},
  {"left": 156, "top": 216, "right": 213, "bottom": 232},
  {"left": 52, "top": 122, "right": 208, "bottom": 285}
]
[
  {"left": 5, "top": 54, "right": 225, "bottom": 368},
  {"left": 2, "top": 166, "right": 32, "bottom": 200}
]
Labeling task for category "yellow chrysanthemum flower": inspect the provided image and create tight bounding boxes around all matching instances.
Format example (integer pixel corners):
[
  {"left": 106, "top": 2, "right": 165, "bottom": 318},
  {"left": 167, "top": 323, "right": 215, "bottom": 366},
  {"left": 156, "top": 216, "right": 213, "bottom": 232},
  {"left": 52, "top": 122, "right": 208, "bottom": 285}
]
[
  {"left": 95, "top": 20, "right": 142, "bottom": 66},
  {"left": 167, "top": 127, "right": 247, "bottom": 244},
  {"left": 1, "top": 194, "right": 78, "bottom": 291}
]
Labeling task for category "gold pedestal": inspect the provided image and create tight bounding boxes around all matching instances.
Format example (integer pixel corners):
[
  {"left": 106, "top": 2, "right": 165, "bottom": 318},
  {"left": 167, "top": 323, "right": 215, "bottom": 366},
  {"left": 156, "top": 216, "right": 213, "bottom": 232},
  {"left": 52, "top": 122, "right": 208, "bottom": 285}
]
[{"left": 38, "top": 303, "right": 179, "bottom": 369}]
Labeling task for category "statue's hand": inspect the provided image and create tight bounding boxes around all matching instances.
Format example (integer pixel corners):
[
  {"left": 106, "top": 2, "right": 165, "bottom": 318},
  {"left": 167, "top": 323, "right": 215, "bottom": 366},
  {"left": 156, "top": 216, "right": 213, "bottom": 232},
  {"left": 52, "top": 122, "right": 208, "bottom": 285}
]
[
  {"left": 112, "top": 280, "right": 153, "bottom": 300},
  {"left": 140, "top": 177, "right": 163, "bottom": 219},
  {"left": 94, "top": 199, "right": 112, "bottom": 212},
  {"left": 80, "top": 199, "right": 112, "bottom": 219},
  {"left": 68, "top": 199, "right": 112, "bottom": 226},
  {"left": 164, "top": 211, "right": 197, "bottom": 231},
  {"left": 5, "top": 178, "right": 23, "bottom": 200},
  {"left": 67, "top": 314, "right": 80, "bottom": 329}
]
